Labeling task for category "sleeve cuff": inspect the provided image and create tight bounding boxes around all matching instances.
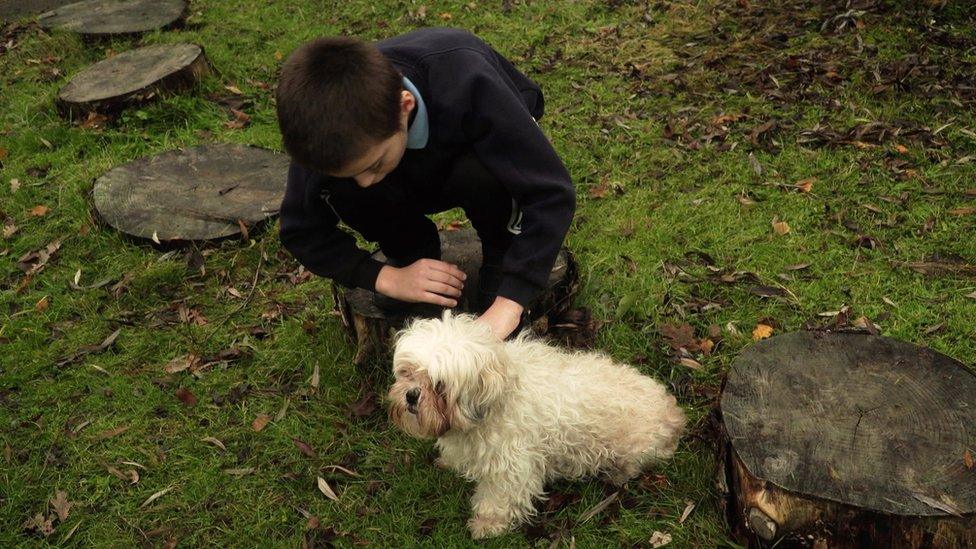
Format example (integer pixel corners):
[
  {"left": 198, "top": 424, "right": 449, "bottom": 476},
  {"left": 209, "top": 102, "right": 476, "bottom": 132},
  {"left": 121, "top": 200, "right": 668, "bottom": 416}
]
[
  {"left": 496, "top": 276, "right": 542, "bottom": 310},
  {"left": 350, "top": 257, "right": 387, "bottom": 292}
]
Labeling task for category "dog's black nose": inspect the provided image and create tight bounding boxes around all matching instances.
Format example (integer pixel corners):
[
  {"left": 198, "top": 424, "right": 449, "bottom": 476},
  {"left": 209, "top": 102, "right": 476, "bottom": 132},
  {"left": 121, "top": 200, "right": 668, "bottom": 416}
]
[{"left": 406, "top": 388, "right": 420, "bottom": 406}]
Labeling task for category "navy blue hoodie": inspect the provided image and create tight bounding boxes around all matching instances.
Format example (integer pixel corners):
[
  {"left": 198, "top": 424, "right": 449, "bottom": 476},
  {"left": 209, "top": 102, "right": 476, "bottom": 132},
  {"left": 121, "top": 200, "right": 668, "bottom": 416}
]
[{"left": 279, "top": 28, "right": 575, "bottom": 307}]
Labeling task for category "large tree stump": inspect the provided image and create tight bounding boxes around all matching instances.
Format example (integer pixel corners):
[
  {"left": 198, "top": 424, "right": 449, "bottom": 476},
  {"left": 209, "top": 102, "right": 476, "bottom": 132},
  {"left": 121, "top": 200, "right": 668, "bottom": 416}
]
[
  {"left": 334, "top": 228, "right": 578, "bottom": 365},
  {"left": 0, "top": 0, "right": 75, "bottom": 19},
  {"left": 93, "top": 143, "right": 289, "bottom": 243},
  {"left": 38, "top": 0, "right": 186, "bottom": 35},
  {"left": 57, "top": 43, "right": 209, "bottom": 119},
  {"left": 719, "top": 331, "right": 976, "bottom": 547}
]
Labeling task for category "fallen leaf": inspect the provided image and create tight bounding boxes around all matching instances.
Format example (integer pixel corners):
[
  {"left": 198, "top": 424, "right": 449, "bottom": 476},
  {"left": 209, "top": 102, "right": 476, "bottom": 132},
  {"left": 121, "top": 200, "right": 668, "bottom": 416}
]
[
  {"left": 3, "top": 219, "right": 17, "bottom": 238},
  {"left": 348, "top": 391, "right": 377, "bottom": 418},
  {"left": 30, "top": 205, "right": 49, "bottom": 217},
  {"left": 747, "top": 285, "right": 787, "bottom": 298},
  {"left": 785, "top": 262, "right": 810, "bottom": 271},
  {"left": 275, "top": 398, "right": 290, "bottom": 421},
  {"left": 310, "top": 363, "right": 320, "bottom": 389},
  {"left": 140, "top": 485, "right": 176, "bottom": 508},
  {"left": 10, "top": 178, "right": 20, "bottom": 192},
  {"left": 164, "top": 354, "right": 200, "bottom": 374},
  {"left": 658, "top": 323, "right": 696, "bottom": 351},
  {"left": 649, "top": 531, "right": 672, "bottom": 547},
  {"left": 224, "top": 85, "right": 243, "bottom": 95},
  {"left": 795, "top": 177, "right": 815, "bottom": 193},
  {"left": 227, "top": 287, "right": 243, "bottom": 298},
  {"left": 948, "top": 207, "right": 975, "bottom": 216},
  {"left": 201, "top": 436, "right": 226, "bottom": 451},
  {"left": 678, "top": 357, "right": 703, "bottom": 371},
  {"left": 771, "top": 218, "right": 791, "bottom": 235},
  {"left": 579, "top": 491, "right": 618, "bottom": 523},
  {"left": 94, "top": 425, "right": 129, "bottom": 441},
  {"left": 152, "top": 231, "right": 161, "bottom": 245},
  {"left": 175, "top": 388, "right": 197, "bottom": 406},
  {"left": 964, "top": 449, "right": 973, "bottom": 470},
  {"left": 0, "top": 147, "right": 7, "bottom": 160},
  {"left": 50, "top": 490, "right": 73, "bottom": 521},
  {"left": 322, "top": 464, "right": 360, "bottom": 477},
  {"left": 23, "top": 513, "right": 54, "bottom": 536},
  {"left": 293, "top": 438, "right": 316, "bottom": 458},
  {"left": 237, "top": 219, "right": 249, "bottom": 240},
  {"left": 252, "top": 414, "right": 270, "bottom": 432},
  {"left": 698, "top": 338, "right": 714, "bottom": 355},
  {"left": 752, "top": 324, "right": 774, "bottom": 341},
  {"left": 893, "top": 144, "right": 909, "bottom": 154},
  {"left": 224, "top": 467, "right": 255, "bottom": 477},
  {"left": 35, "top": 296, "right": 50, "bottom": 312},
  {"left": 79, "top": 112, "right": 109, "bottom": 130},
  {"left": 317, "top": 476, "right": 339, "bottom": 501},
  {"left": 306, "top": 516, "right": 320, "bottom": 530},
  {"left": 679, "top": 500, "right": 695, "bottom": 523}
]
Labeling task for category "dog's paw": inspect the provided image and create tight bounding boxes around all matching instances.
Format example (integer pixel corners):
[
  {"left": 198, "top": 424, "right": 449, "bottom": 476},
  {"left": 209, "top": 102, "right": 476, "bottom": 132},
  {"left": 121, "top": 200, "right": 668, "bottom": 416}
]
[{"left": 467, "top": 514, "right": 511, "bottom": 539}]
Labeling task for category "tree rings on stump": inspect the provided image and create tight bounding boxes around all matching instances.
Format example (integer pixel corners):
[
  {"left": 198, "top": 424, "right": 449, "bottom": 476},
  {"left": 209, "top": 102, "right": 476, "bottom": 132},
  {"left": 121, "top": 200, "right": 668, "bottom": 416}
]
[
  {"left": 38, "top": 0, "right": 186, "bottom": 35},
  {"left": 57, "top": 43, "right": 208, "bottom": 119},
  {"left": 720, "top": 331, "right": 976, "bottom": 547},
  {"left": 93, "top": 143, "right": 289, "bottom": 243},
  {"left": 334, "top": 228, "right": 578, "bottom": 365}
]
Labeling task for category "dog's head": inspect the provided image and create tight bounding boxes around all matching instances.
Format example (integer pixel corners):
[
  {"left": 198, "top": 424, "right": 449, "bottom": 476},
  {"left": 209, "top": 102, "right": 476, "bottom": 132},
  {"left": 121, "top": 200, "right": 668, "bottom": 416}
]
[{"left": 388, "top": 311, "right": 511, "bottom": 439}]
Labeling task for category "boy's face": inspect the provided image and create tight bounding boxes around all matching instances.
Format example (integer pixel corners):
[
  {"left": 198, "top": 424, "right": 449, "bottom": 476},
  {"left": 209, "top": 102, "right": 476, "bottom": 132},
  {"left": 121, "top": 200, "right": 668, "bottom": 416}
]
[{"left": 329, "top": 90, "right": 415, "bottom": 188}]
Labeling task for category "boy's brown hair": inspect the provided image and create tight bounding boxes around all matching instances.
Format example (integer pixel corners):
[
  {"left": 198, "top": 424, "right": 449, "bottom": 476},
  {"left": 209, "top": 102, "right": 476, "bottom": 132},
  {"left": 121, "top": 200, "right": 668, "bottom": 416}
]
[{"left": 276, "top": 36, "right": 403, "bottom": 174}]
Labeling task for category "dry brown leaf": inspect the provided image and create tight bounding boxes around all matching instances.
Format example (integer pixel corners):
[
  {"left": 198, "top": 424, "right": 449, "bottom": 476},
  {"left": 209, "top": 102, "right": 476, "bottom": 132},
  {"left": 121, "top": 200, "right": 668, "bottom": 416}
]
[
  {"left": 23, "top": 513, "right": 54, "bottom": 536},
  {"left": 35, "top": 296, "right": 49, "bottom": 312},
  {"left": 649, "top": 531, "right": 672, "bottom": 547},
  {"left": 252, "top": 414, "right": 270, "bottom": 432},
  {"left": 699, "top": 338, "right": 715, "bottom": 355},
  {"left": 795, "top": 177, "right": 815, "bottom": 193},
  {"left": 50, "top": 490, "right": 73, "bottom": 522},
  {"left": 771, "top": 218, "right": 791, "bottom": 235},
  {"left": 964, "top": 449, "right": 974, "bottom": 470},
  {"left": 94, "top": 425, "right": 129, "bottom": 441},
  {"left": 678, "top": 500, "right": 695, "bottom": 524},
  {"left": 30, "top": 205, "right": 50, "bottom": 217},
  {"left": 948, "top": 207, "right": 975, "bottom": 216},
  {"left": 752, "top": 324, "right": 774, "bottom": 341},
  {"left": 164, "top": 354, "right": 200, "bottom": 374},
  {"left": 224, "top": 85, "right": 243, "bottom": 95},
  {"left": 3, "top": 219, "right": 17, "bottom": 238},
  {"left": 678, "top": 357, "right": 703, "bottom": 371},
  {"left": 893, "top": 144, "right": 909, "bottom": 154},
  {"left": 175, "top": 388, "right": 197, "bottom": 406},
  {"left": 10, "top": 178, "right": 20, "bottom": 193},
  {"left": 224, "top": 467, "right": 255, "bottom": 477},
  {"left": 140, "top": 485, "right": 176, "bottom": 508},
  {"left": 293, "top": 438, "right": 316, "bottom": 458},
  {"left": 201, "top": 436, "right": 226, "bottom": 451},
  {"left": 310, "top": 363, "right": 320, "bottom": 389},
  {"left": 317, "top": 476, "right": 339, "bottom": 501}
]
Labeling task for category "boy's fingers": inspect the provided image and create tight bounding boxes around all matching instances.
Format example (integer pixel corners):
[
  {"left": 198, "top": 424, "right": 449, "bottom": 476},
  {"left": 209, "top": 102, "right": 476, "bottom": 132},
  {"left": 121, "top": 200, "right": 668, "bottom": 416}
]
[
  {"left": 427, "top": 281, "right": 462, "bottom": 298},
  {"left": 428, "top": 261, "right": 467, "bottom": 281},
  {"left": 423, "top": 292, "right": 457, "bottom": 308},
  {"left": 430, "top": 270, "right": 464, "bottom": 289}
]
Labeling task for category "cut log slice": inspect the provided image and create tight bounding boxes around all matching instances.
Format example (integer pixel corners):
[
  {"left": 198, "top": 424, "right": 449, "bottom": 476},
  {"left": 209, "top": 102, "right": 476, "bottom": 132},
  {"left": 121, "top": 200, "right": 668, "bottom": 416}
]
[
  {"left": 0, "top": 0, "right": 76, "bottom": 19},
  {"left": 335, "top": 228, "right": 578, "bottom": 365},
  {"left": 720, "top": 331, "right": 976, "bottom": 547},
  {"left": 38, "top": 0, "right": 186, "bottom": 35},
  {"left": 92, "top": 143, "right": 289, "bottom": 242},
  {"left": 57, "top": 43, "right": 208, "bottom": 118}
]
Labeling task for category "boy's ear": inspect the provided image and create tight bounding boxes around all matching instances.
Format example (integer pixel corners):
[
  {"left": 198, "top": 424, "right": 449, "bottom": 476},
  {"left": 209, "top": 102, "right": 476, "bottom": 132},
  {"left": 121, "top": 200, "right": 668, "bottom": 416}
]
[{"left": 400, "top": 90, "right": 415, "bottom": 115}]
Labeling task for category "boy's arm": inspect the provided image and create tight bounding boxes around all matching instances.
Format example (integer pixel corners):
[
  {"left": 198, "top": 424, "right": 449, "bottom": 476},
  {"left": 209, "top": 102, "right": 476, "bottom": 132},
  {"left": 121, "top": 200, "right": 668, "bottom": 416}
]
[
  {"left": 279, "top": 162, "right": 386, "bottom": 290},
  {"left": 428, "top": 49, "right": 576, "bottom": 311}
]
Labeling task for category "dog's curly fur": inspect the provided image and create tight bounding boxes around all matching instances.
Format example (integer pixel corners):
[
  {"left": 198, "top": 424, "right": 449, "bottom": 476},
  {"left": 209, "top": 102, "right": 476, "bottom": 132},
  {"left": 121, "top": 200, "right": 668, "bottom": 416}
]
[{"left": 388, "top": 312, "right": 687, "bottom": 538}]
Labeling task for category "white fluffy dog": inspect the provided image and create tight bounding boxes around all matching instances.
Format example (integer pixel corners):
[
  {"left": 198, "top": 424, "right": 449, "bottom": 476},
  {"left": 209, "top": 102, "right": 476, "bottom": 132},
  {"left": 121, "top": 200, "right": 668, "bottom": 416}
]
[{"left": 388, "top": 312, "right": 686, "bottom": 538}]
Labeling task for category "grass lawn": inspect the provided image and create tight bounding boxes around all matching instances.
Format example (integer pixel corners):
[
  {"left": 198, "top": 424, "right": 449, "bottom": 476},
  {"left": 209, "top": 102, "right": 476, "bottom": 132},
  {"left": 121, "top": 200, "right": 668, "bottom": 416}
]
[{"left": 2, "top": 0, "right": 975, "bottom": 546}]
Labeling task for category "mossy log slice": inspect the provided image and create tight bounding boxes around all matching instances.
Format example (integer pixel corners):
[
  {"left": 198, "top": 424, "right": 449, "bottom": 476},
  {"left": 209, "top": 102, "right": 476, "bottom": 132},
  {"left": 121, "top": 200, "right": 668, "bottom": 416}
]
[
  {"left": 93, "top": 144, "right": 289, "bottom": 242},
  {"left": 57, "top": 43, "right": 208, "bottom": 118},
  {"left": 720, "top": 331, "right": 976, "bottom": 547},
  {"left": 0, "top": 0, "right": 76, "bottom": 19},
  {"left": 38, "top": 0, "right": 186, "bottom": 35},
  {"left": 335, "top": 228, "right": 578, "bottom": 365}
]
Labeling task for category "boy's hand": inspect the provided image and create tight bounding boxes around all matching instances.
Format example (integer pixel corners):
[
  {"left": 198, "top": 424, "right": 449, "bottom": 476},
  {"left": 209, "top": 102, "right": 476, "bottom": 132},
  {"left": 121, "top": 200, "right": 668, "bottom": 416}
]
[
  {"left": 375, "top": 259, "right": 466, "bottom": 307},
  {"left": 476, "top": 296, "right": 524, "bottom": 340}
]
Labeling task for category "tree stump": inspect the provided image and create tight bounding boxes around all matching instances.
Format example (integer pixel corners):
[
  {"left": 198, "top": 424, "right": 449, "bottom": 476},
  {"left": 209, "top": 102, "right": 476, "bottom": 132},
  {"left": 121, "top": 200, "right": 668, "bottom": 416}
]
[
  {"left": 57, "top": 43, "right": 209, "bottom": 119},
  {"left": 0, "top": 0, "right": 76, "bottom": 19},
  {"left": 92, "top": 143, "right": 289, "bottom": 243},
  {"left": 334, "top": 228, "right": 578, "bottom": 365},
  {"left": 38, "top": 0, "right": 186, "bottom": 35},
  {"left": 719, "top": 331, "right": 976, "bottom": 547}
]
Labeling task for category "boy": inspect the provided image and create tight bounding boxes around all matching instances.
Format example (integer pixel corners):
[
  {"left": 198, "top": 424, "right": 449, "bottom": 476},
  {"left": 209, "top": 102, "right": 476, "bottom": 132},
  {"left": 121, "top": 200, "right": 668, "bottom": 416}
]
[{"left": 276, "top": 28, "right": 575, "bottom": 340}]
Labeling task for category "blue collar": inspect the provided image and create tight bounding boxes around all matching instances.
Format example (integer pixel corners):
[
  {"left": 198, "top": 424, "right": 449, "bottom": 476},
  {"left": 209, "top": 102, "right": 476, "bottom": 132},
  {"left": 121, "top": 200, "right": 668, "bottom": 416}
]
[{"left": 402, "top": 76, "right": 428, "bottom": 149}]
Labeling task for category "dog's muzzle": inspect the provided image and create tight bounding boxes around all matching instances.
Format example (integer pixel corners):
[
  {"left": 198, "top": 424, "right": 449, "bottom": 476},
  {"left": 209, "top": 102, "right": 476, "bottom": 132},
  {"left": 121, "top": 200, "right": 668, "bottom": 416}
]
[{"left": 406, "top": 388, "right": 420, "bottom": 414}]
